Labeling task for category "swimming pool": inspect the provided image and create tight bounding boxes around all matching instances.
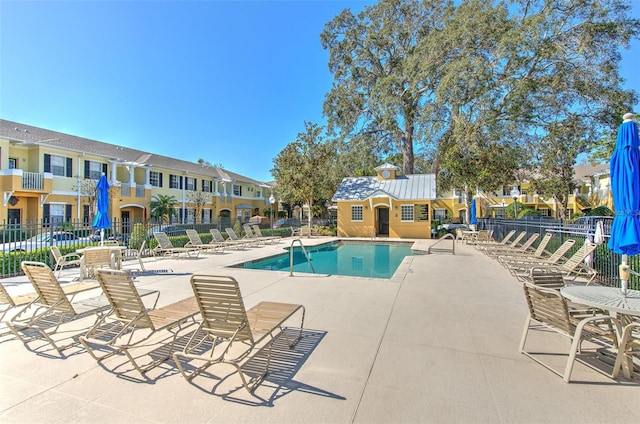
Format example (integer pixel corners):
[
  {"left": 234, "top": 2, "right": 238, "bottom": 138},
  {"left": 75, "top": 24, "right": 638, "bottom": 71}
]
[{"left": 234, "top": 241, "right": 420, "bottom": 279}]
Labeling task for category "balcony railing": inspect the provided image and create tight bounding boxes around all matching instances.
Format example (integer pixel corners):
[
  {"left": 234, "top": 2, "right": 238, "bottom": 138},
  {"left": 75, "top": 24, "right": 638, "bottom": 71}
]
[{"left": 22, "top": 172, "right": 44, "bottom": 190}]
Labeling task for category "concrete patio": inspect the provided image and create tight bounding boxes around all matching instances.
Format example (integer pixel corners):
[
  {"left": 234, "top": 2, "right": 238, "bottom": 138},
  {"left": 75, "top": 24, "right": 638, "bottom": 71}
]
[{"left": 0, "top": 237, "right": 638, "bottom": 423}]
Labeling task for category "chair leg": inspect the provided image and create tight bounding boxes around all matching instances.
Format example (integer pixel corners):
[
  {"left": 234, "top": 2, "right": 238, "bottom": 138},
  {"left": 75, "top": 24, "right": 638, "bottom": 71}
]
[{"left": 612, "top": 324, "right": 637, "bottom": 379}]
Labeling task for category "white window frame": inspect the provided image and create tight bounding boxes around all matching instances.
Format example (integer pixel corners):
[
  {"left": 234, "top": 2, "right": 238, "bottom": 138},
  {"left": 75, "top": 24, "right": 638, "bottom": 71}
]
[
  {"left": 169, "top": 175, "right": 180, "bottom": 189},
  {"left": 185, "top": 177, "right": 196, "bottom": 191},
  {"left": 49, "top": 204, "right": 65, "bottom": 223},
  {"left": 150, "top": 171, "right": 160, "bottom": 187},
  {"left": 51, "top": 155, "right": 68, "bottom": 177},
  {"left": 186, "top": 208, "right": 195, "bottom": 224},
  {"left": 401, "top": 204, "right": 414, "bottom": 222},
  {"left": 433, "top": 209, "right": 447, "bottom": 221},
  {"left": 87, "top": 160, "right": 103, "bottom": 180},
  {"left": 351, "top": 205, "right": 363, "bottom": 222}
]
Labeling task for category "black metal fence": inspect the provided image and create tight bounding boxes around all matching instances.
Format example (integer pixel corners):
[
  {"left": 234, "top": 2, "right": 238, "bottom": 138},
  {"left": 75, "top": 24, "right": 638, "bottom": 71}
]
[
  {"left": 476, "top": 218, "right": 639, "bottom": 290},
  {"left": 0, "top": 218, "right": 293, "bottom": 278},
  {"left": 2, "top": 217, "right": 637, "bottom": 289}
]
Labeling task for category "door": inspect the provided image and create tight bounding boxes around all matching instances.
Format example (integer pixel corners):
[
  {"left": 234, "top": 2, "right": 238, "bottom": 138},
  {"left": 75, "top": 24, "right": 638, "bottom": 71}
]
[
  {"left": 378, "top": 207, "right": 389, "bottom": 236},
  {"left": 121, "top": 211, "right": 130, "bottom": 238},
  {"left": 7, "top": 209, "right": 21, "bottom": 225}
]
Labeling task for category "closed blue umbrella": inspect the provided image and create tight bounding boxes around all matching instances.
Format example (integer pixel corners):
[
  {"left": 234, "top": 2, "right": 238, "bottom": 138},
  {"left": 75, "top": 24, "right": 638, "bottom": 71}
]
[
  {"left": 92, "top": 174, "right": 111, "bottom": 245},
  {"left": 607, "top": 113, "right": 640, "bottom": 294},
  {"left": 470, "top": 198, "right": 477, "bottom": 226}
]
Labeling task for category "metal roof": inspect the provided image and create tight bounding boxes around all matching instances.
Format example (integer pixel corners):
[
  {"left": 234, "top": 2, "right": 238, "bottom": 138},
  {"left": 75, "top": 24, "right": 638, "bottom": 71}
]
[{"left": 332, "top": 174, "right": 437, "bottom": 202}]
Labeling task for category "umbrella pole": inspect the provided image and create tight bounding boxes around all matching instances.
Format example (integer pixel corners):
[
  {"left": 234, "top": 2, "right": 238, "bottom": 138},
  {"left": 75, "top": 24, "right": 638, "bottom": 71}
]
[
  {"left": 619, "top": 254, "right": 629, "bottom": 296},
  {"left": 100, "top": 229, "right": 104, "bottom": 246}
]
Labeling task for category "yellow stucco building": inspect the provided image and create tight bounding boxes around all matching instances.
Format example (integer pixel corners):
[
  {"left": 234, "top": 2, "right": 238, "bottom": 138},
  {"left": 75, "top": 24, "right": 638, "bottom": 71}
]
[
  {"left": 332, "top": 164, "right": 437, "bottom": 238},
  {"left": 0, "top": 119, "right": 273, "bottom": 232}
]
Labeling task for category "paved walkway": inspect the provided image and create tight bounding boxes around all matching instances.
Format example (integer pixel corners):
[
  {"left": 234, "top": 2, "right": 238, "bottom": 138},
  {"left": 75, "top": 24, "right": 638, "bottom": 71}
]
[{"left": 0, "top": 237, "right": 638, "bottom": 423}]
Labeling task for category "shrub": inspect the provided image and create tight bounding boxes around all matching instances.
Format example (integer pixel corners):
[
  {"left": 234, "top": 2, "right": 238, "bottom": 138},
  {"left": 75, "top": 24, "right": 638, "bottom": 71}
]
[
  {"left": 519, "top": 208, "right": 541, "bottom": 217},
  {"left": 588, "top": 206, "right": 614, "bottom": 216},
  {"left": 129, "top": 223, "right": 147, "bottom": 249}
]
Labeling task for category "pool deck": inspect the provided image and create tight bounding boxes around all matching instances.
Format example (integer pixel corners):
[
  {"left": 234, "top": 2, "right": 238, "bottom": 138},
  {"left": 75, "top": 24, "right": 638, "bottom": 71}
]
[{"left": 0, "top": 236, "right": 638, "bottom": 423}]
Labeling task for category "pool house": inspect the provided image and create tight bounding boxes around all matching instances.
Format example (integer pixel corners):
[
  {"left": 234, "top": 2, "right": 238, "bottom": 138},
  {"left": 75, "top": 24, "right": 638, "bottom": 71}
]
[{"left": 332, "top": 163, "right": 437, "bottom": 239}]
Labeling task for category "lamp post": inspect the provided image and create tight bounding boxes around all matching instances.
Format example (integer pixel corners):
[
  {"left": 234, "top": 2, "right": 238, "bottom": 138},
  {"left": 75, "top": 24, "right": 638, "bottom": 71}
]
[
  {"left": 510, "top": 187, "right": 520, "bottom": 219},
  {"left": 269, "top": 195, "right": 276, "bottom": 234}
]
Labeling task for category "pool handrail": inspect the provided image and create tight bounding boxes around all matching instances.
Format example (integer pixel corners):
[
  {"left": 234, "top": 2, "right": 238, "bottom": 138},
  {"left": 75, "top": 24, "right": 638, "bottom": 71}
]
[
  {"left": 290, "top": 239, "right": 315, "bottom": 276},
  {"left": 427, "top": 233, "right": 456, "bottom": 255}
]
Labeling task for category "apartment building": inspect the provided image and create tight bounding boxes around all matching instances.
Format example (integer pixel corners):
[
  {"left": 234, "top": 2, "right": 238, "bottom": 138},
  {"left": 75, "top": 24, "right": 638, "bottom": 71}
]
[{"left": 0, "top": 119, "right": 273, "bottom": 232}]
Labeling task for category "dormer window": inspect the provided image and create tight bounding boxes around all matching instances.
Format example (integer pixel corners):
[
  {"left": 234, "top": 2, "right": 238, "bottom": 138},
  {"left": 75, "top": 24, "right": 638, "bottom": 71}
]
[{"left": 375, "top": 163, "right": 399, "bottom": 180}]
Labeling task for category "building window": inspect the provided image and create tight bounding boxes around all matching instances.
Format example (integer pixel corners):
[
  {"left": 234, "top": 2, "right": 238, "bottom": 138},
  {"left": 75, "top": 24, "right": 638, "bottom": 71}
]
[
  {"left": 185, "top": 177, "right": 196, "bottom": 191},
  {"left": 150, "top": 171, "right": 162, "bottom": 187},
  {"left": 8, "top": 158, "right": 17, "bottom": 169},
  {"left": 44, "top": 154, "right": 72, "bottom": 177},
  {"left": 202, "top": 208, "right": 211, "bottom": 223},
  {"left": 83, "top": 205, "right": 90, "bottom": 225},
  {"left": 539, "top": 208, "right": 551, "bottom": 217},
  {"left": 84, "top": 160, "right": 106, "bottom": 180},
  {"left": 433, "top": 209, "right": 447, "bottom": 221},
  {"left": 186, "top": 208, "right": 195, "bottom": 224},
  {"left": 202, "top": 180, "right": 212, "bottom": 193},
  {"left": 169, "top": 174, "right": 181, "bottom": 189},
  {"left": 45, "top": 204, "right": 68, "bottom": 225},
  {"left": 401, "top": 205, "right": 414, "bottom": 222},
  {"left": 351, "top": 205, "right": 363, "bottom": 222},
  {"left": 233, "top": 185, "right": 242, "bottom": 196}
]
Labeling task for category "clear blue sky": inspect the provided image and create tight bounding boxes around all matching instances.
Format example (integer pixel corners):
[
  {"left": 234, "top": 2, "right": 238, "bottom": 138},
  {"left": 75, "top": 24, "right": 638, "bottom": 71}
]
[{"left": 1, "top": 0, "right": 638, "bottom": 182}]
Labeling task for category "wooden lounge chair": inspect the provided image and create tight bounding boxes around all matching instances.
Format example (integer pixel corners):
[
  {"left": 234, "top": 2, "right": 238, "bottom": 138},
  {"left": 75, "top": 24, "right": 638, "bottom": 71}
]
[
  {"left": 6, "top": 261, "right": 110, "bottom": 354},
  {"left": 483, "top": 232, "right": 539, "bottom": 257},
  {"left": 121, "top": 240, "right": 147, "bottom": 272},
  {"left": 225, "top": 227, "right": 259, "bottom": 247},
  {"left": 520, "top": 282, "right": 621, "bottom": 383},
  {"left": 513, "top": 242, "right": 598, "bottom": 283},
  {"left": 242, "top": 224, "right": 279, "bottom": 245},
  {"left": 173, "top": 274, "right": 305, "bottom": 392},
  {"left": 479, "top": 230, "right": 527, "bottom": 254},
  {"left": 495, "top": 233, "right": 553, "bottom": 265},
  {"left": 251, "top": 224, "right": 281, "bottom": 244},
  {"left": 152, "top": 232, "right": 200, "bottom": 258},
  {"left": 79, "top": 269, "right": 199, "bottom": 375},
  {"left": 50, "top": 246, "right": 83, "bottom": 278},
  {"left": 210, "top": 228, "right": 249, "bottom": 249},
  {"left": 502, "top": 239, "right": 576, "bottom": 276},
  {"left": 185, "top": 229, "right": 224, "bottom": 253},
  {"left": 474, "top": 229, "right": 513, "bottom": 247}
]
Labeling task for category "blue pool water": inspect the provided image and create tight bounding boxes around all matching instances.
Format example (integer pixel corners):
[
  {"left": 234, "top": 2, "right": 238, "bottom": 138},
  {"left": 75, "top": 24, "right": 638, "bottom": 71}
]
[{"left": 234, "top": 241, "right": 420, "bottom": 279}]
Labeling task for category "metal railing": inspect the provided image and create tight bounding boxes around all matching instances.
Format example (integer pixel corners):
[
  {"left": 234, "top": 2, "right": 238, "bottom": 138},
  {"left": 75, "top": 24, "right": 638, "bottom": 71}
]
[
  {"left": 22, "top": 172, "right": 44, "bottom": 190},
  {"left": 289, "top": 238, "right": 315, "bottom": 276},
  {"left": 0, "top": 218, "right": 296, "bottom": 278},
  {"left": 477, "top": 218, "right": 639, "bottom": 290}
]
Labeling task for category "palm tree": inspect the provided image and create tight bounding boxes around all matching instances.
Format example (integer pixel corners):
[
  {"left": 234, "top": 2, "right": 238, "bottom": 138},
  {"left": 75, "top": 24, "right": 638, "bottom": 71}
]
[{"left": 149, "top": 194, "right": 178, "bottom": 224}]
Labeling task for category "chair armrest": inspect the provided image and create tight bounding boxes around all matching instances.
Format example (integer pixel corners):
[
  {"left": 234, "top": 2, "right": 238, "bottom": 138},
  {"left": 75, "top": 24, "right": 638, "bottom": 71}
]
[{"left": 61, "top": 252, "right": 83, "bottom": 261}]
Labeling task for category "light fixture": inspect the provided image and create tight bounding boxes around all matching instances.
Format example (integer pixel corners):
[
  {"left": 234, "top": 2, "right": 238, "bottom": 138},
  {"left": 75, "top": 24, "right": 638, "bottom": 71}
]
[
  {"left": 269, "top": 195, "right": 276, "bottom": 233},
  {"left": 510, "top": 187, "right": 520, "bottom": 218}
]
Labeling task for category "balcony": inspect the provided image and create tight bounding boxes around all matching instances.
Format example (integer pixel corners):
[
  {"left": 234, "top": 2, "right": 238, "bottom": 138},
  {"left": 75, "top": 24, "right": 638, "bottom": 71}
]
[
  {"left": 120, "top": 184, "right": 146, "bottom": 199},
  {"left": 21, "top": 172, "right": 44, "bottom": 190},
  {"left": 0, "top": 170, "right": 47, "bottom": 192}
]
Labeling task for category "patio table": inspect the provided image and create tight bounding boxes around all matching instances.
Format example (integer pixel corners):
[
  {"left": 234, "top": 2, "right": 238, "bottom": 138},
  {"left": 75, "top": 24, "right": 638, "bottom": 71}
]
[
  {"left": 561, "top": 285, "right": 640, "bottom": 378},
  {"left": 462, "top": 230, "right": 479, "bottom": 243},
  {"left": 77, "top": 246, "right": 126, "bottom": 280}
]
